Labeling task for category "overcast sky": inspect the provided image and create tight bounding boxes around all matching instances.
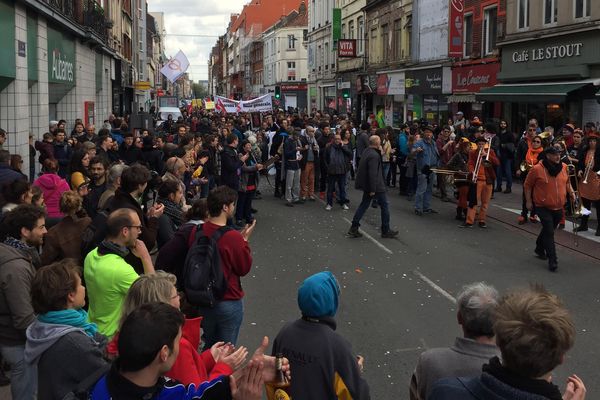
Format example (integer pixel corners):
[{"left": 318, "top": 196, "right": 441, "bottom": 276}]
[{"left": 148, "top": 0, "right": 247, "bottom": 82}]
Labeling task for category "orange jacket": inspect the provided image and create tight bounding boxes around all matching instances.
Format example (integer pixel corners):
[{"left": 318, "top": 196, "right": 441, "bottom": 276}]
[
  {"left": 468, "top": 148, "right": 500, "bottom": 184},
  {"left": 524, "top": 162, "right": 571, "bottom": 210}
]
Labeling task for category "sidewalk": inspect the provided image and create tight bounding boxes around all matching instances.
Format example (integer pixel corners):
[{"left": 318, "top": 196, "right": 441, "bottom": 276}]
[{"left": 473, "top": 183, "right": 599, "bottom": 261}]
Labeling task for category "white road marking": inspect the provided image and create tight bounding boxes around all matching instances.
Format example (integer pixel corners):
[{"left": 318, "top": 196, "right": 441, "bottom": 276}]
[
  {"left": 342, "top": 217, "right": 394, "bottom": 255},
  {"left": 412, "top": 270, "right": 457, "bottom": 304},
  {"left": 494, "top": 205, "right": 600, "bottom": 244}
]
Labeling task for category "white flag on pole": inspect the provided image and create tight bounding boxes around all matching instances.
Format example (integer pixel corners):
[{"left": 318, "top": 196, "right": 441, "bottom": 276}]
[{"left": 160, "top": 50, "right": 190, "bottom": 83}]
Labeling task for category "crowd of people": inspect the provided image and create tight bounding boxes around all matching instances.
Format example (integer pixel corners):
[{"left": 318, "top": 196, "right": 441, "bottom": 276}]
[{"left": 0, "top": 107, "right": 595, "bottom": 399}]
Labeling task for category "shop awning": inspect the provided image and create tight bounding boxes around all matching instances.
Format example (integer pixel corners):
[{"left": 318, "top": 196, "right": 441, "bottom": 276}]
[{"left": 476, "top": 82, "right": 589, "bottom": 102}]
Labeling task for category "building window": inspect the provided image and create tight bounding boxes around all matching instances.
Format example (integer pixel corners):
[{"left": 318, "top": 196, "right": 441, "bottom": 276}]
[
  {"left": 342, "top": 23, "right": 346, "bottom": 39},
  {"left": 288, "top": 61, "right": 296, "bottom": 81},
  {"left": 381, "top": 24, "right": 389, "bottom": 62},
  {"left": 518, "top": 0, "right": 529, "bottom": 29},
  {"left": 483, "top": 7, "right": 497, "bottom": 55},
  {"left": 357, "top": 17, "right": 364, "bottom": 55},
  {"left": 348, "top": 20, "right": 354, "bottom": 40},
  {"left": 405, "top": 14, "right": 412, "bottom": 59},
  {"left": 324, "top": 42, "right": 329, "bottom": 70},
  {"left": 463, "top": 13, "right": 473, "bottom": 57},
  {"left": 543, "top": 0, "right": 557, "bottom": 25},
  {"left": 287, "top": 61, "right": 296, "bottom": 69},
  {"left": 288, "top": 35, "right": 296, "bottom": 49},
  {"left": 575, "top": 0, "right": 591, "bottom": 18},
  {"left": 393, "top": 19, "right": 402, "bottom": 60}
]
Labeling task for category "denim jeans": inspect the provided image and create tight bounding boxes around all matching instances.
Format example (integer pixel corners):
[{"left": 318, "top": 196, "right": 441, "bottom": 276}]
[
  {"left": 351, "top": 191, "right": 391, "bottom": 233},
  {"left": 496, "top": 158, "right": 513, "bottom": 189},
  {"left": 327, "top": 174, "right": 347, "bottom": 206},
  {"left": 536, "top": 207, "right": 563, "bottom": 264},
  {"left": 0, "top": 344, "right": 37, "bottom": 399},
  {"left": 414, "top": 173, "right": 434, "bottom": 211},
  {"left": 198, "top": 299, "right": 244, "bottom": 349}
]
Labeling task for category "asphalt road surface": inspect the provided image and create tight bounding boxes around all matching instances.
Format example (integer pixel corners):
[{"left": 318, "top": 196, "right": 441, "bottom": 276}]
[
  {"left": 2, "top": 181, "right": 598, "bottom": 399},
  {"left": 238, "top": 181, "right": 599, "bottom": 400}
]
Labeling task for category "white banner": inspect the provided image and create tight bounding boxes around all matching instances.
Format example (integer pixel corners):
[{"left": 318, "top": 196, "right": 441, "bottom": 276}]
[
  {"left": 160, "top": 50, "right": 190, "bottom": 83},
  {"left": 214, "top": 94, "right": 273, "bottom": 114}
]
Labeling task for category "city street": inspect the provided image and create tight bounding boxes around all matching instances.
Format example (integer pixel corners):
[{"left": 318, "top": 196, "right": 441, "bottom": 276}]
[{"left": 237, "top": 181, "right": 600, "bottom": 400}]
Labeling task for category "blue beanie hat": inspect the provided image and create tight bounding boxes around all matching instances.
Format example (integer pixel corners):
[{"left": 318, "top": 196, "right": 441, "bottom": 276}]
[{"left": 297, "top": 271, "right": 340, "bottom": 318}]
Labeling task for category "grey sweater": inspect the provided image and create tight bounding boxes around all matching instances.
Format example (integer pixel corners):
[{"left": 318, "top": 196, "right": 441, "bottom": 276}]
[{"left": 410, "top": 337, "right": 500, "bottom": 400}]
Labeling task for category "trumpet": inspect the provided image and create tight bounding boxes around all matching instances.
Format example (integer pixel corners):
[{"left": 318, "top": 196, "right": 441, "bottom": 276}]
[
  {"left": 519, "top": 160, "right": 533, "bottom": 173},
  {"left": 582, "top": 157, "right": 593, "bottom": 184}
]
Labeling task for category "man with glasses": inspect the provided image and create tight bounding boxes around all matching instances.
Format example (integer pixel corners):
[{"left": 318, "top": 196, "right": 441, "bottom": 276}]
[
  {"left": 84, "top": 208, "right": 155, "bottom": 338},
  {"left": 80, "top": 124, "right": 97, "bottom": 143},
  {"left": 516, "top": 125, "right": 544, "bottom": 224}
]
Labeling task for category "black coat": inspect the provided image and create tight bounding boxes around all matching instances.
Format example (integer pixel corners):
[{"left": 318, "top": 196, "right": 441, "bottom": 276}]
[
  {"left": 220, "top": 146, "right": 242, "bottom": 191},
  {"left": 355, "top": 147, "right": 386, "bottom": 193}
]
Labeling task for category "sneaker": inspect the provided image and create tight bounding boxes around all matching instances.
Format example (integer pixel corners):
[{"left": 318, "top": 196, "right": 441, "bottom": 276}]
[
  {"left": 381, "top": 230, "right": 399, "bottom": 238},
  {"left": 285, "top": 202, "right": 294, "bottom": 207},
  {"left": 529, "top": 215, "right": 538, "bottom": 223},
  {"left": 424, "top": 209, "right": 438, "bottom": 214},
  {"left": 548, "top": 262, "right": 558, "bottom": 272},
  {"left": 325, "top": 204, "right": 332, "bottom": 211},
  {"left": 478, "top": 222, "right": 487, "bottom": 228},
  {"left": 347, "top": 226, "right": 363, "bottom": 238},
  {"left": 495, "top": 187, "right": 502, "bottom": 192},
  {"left": 415, "top": 209, "right": 423, "bottom": 216},
  {"left": 503, "top": 188, "right": 512, "bottom": 194},
  {"left": 293, "top": 199, "right": 305, "bottom": 204},
  {"left": 308, "top": 195, "right": 316, "bottom": 201},
  {"left": 459, "top": 222, "right": 473, "bottom": 228},
  {"left": 534, "top": 248, "right": 547, "bottom": 260},
  {"left": 342, "top": 204, "right": 349, "bottom": 210},
  {"left": 518, "top": 216, "right": 527, "bottom": 225}
]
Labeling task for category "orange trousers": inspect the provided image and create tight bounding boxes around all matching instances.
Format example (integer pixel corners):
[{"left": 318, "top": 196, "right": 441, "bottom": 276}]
[
  {"left": 457, "top": 185, "right": 469, "bottom": 209},
  {"left": 300, "top": 161, "right": 315, "bottom": 198},
  {"left": 466, "top": 181, "right": 493, "bottom": 224}
]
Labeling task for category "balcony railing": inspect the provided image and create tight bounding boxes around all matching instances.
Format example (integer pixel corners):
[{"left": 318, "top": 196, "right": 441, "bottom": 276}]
[{"left": 42, "top": 0, "right": 109, "bottom": 43}]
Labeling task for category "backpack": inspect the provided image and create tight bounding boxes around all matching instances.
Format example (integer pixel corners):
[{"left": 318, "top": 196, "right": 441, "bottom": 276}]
[
  {"left": 61, "top": 364, "right": 110, "bottom": 400},
  {"left": 183, "top": 224, "right": 232, "bottom": 308}
]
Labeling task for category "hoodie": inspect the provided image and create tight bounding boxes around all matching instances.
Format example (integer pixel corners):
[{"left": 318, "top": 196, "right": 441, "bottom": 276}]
[
  {"left": 25, "top": 320, "right": 108, "bottom": 400},
  {"left": 272, "top": 272, "right": 370, "bottom": 399},
  {"left": 34, "top": 173, "right": 70, "bottom": 218}
]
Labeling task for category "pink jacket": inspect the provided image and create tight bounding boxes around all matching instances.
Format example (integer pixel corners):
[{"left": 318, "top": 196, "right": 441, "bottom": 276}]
[{"left": 34, "top": 173, "right": 70, "bottom": 218}]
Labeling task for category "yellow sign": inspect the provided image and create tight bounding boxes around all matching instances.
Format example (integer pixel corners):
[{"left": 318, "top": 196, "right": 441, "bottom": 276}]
[
  {"left": 134, "top": 81, "right": 152, "bottom": 90},
  {"left": 191, "top": 99, "right": 202, "bottom": 108},
  {"left": 204, "top": 101, "right": 215, "bottom": 110}
]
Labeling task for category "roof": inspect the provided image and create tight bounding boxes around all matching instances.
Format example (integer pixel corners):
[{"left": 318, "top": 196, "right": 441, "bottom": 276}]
[{"left": 231, "top": 0, "right": 304, "bottom": 35}]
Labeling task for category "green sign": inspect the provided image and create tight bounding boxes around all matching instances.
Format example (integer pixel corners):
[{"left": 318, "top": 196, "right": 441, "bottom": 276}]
[
  {"left": 499, "top": 31, "right": 600, "bottom": 82},
  {"left": 27, "top": 15, "right": 38, "bottom": 82},
  {"left": 0, "top": 0, "right": 16, "bottom": 91},
  {"left": 47, "top": 27, "right": 76, "bottom": 86},
  {"left": 309, "top": 87, "right": 317, "bottom": 98},
  {"left": 332, "top": 8, "right": 341, "bottom": 46}
]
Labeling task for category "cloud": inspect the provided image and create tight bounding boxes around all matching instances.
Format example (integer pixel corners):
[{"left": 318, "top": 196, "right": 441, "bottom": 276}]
[{"left": 148, "top": 0, "right": 248, "bottom": 81}]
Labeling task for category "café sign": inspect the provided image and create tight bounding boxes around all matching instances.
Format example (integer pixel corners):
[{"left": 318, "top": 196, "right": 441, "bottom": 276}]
[{"left": 512, "top": 43, "right": 583, "bottom": 63}]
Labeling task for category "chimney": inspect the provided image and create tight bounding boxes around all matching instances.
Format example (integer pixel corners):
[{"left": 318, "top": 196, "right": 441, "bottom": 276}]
[{"left": 299, "top": 1, "right": 306, "bottom": 15}]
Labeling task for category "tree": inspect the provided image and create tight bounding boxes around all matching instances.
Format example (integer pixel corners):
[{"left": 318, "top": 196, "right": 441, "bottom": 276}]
[{"left": 192, "top": 82, "right": 209, "bottom": 99}]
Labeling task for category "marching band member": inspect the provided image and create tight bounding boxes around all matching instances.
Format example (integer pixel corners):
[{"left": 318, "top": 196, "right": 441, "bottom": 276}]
[
  {"left": 446, "top": 138, "right": 472, "bottom": 221},
  {"left": 516, "top": 128, "right": 544, "bottom": 224},
  {"left": 460, "top": 135, "right": 500, "bottom": 228},
  {"left": 524, "top": 146, "right": 576, "bottom": 272},
  {"left": 575, "top": 132, "right": 600, "bottom": 236}
]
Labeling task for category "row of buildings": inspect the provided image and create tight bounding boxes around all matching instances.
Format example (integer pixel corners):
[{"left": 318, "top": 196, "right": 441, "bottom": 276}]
[
  {"left": 0, "top": 0, "right": 182, "bottom": 163},
  {"left": 209, "top": 0, "right": 600, "bottom": 133}
]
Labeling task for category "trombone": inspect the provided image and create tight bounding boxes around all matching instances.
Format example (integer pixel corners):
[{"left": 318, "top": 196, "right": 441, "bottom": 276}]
[
  {"left": 556, "top": 140, "right": 584, "bottom": 245},
  {"left": 472, "top": 138, "right": 491, "bottom": 184}
]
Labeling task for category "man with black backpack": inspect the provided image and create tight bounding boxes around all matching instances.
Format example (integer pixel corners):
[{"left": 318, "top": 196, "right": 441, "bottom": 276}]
[{"left": 194, "top": 186, "right": 255, "bottom": 349}]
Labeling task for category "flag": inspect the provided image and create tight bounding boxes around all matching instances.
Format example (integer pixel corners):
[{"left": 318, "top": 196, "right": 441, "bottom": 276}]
[
  {"left": 216, "top": 98, "right": 227, "bottom": 114},
  {"left": 160, "top": 50, "right": 190, "bottom": 83}
]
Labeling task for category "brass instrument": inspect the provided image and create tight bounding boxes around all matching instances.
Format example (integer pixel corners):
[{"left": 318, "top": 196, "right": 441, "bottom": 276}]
[
  {"left": 582, "top": 156, "right": 593, "bottom": 184},
  {"left": 519, "top": 160, "right": 533, "bottom": 173},
  {"left": 472, "top": 138, "right": 491, "bottom": 183},
  {"left": 430, "top": 168, "right": 470, "bottom": 184}
]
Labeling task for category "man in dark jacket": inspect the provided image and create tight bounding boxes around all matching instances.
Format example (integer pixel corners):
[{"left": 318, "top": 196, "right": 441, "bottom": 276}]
[
  {"left": 316, "top": 123, "right": 332, "bottom": 198},
  {"left": 283, "top": 129, "right": 302, "bottom": 206},
  {"left": 429, "top": 287, "right": 586, "bottom": 400},
  {"left": 325, "top": 134, "right": 352, "bottom": 210},
  {"left": 0, "top": 204, "right": 47, "bottom": 400},
  {"left": 355, "top": 122, "right": 370, "bottom": 167},
  {"left": 348, "top": 135, "right": 398, "bottom": 238},
  {"left": 270, "top": 121, "right": 289, "bottom": 198},
  {"left": 0, "top": 150, "right": 27, "bottom": 187},
  {"left": 221, "top": 134, "right": 247, "bottom": 192},
  {"left": 53, "top": 130, "right": 72, "bottom": 178},
  {"left": 272, "top": 271, "right": 370, "bottom": 400}
]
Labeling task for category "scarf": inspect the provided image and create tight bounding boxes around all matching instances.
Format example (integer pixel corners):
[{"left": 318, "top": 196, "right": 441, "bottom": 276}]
[
  {"left": 3, "top": 236, "right": 31, "bottom": 251},
  {"left": 525, "top": 147, "right": 543, "bottom": 166},
  {"left": 98, "top": 240, "right": 130, "bottom": 258},
  {"left": 483, "top": 357, "right": 562, "bottom": 400},
  {"left": 160, "top": 198, "right": 184, "bottom": 227},
  {"left": 38, "top": 309, "right": 98, "bottom": 338},
  {"left": 543, "top": 159, "right": 563, "bottom": 177}
]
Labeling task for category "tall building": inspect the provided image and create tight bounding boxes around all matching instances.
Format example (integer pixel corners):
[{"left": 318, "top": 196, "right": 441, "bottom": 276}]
[
  {"left": 307, "top": 0, "right": 336, "bottom": 112},
  {"left": 479, "top": 0, "right": 600, "bottom": 132},
  {"left": 0, "top": 0, "right": 118, "bottom": 175}
]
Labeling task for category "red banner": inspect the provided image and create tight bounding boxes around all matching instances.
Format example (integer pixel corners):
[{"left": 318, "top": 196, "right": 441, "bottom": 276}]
[
  {"left": 377, "top": 74, "right": 389, "bottom": 96},
  {"left": 452, "top": 63, "right": 500, "bottom": 93},
  {"left": 448, "top": 0, "right": 464, "bottom": 57},
  {"left": 338, "top": 39, "right": 357, "bottom": 57}
]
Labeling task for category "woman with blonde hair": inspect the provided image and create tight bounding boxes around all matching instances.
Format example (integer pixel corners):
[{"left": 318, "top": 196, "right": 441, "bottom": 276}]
[
  {"left": 107, "top": 271, "right": 248, "bottom": 386},
  {"left": 41, "top": 191, "right": 91, "bottom": 265}
]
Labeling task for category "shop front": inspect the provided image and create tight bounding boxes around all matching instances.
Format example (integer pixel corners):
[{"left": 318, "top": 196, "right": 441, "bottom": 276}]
[
  {"left": 451, "top": 62, "right": 500, "bottom": 122},
  {"left": 375, "top": 71, "right": 406, "bottom": 127},
  {"left": 356, "top": 74, "right": 376, "bottom": 122},
  {"left": 0, "top": 0, "right": 15, "bottom": 92},
  {"left": 406, "top": 67, "right": 450, "bottom": 124},
  {"left": 478, "top": 30, "right": 600, "bottom": 133},
  {"left": 280, "top": 83, "right": 308, "bottom": 112}
]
